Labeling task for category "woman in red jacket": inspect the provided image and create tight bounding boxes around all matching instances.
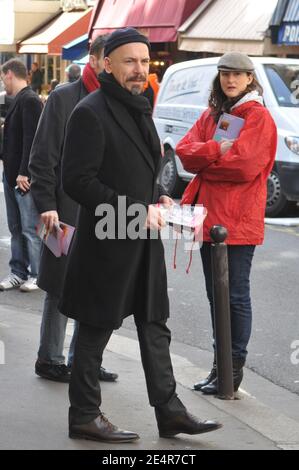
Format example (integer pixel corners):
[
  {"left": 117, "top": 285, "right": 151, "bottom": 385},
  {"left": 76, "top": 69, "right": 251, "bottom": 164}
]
[{"left": 176, "top": 52, "right": 277, "bottom": 395}]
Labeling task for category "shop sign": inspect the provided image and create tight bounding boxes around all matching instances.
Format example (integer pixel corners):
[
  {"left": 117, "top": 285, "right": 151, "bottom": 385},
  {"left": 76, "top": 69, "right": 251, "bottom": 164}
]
[
  {"left": 278, "top": 22, "right": 299, "bottom": 45},
  {"left": 0, "top": 0, "right": 14, "bottom": 45},
  {"left": 61, "top": 0, "right": 87, "bottom": 11}
]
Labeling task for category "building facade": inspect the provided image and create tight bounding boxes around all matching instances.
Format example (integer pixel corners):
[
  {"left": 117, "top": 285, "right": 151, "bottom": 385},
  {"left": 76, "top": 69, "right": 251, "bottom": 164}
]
[
  {"left": 270, "top": 0, "right": 299, "bottom": 56},
  {"left": 88, "top": 0, "right": 204, "bottom": 79}
]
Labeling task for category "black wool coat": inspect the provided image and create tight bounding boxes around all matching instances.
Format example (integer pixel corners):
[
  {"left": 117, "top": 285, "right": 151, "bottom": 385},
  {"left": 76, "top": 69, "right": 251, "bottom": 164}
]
[
  {"left": 0, "top": 94, "right": 14, "bottom": 159},
  {"left": 29, "top": 79, "right": 87, "bottom": 297},
  {"left": 60, "top": 89, "right": 169, "bottom": 329},
  {"left": 2, "top": 86, "right": 43, "bottom": 187}
]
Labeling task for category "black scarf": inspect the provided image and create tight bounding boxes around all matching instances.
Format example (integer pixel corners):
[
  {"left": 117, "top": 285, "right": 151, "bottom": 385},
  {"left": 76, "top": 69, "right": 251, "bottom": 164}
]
[
  {"left": 212, "top": 91, "right": 249, "bottom": 122},
  {"left": 99, "top": 71, "right": 161, "bottom": 163},
  {"left": 223, "top": 91, "right": 248, "bottom": 115}
]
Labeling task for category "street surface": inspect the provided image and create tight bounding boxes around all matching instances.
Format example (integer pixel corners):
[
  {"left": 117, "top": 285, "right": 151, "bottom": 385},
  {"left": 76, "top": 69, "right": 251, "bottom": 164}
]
[{"left": 0, "top": 175, "right": 298, "bottom": 396}]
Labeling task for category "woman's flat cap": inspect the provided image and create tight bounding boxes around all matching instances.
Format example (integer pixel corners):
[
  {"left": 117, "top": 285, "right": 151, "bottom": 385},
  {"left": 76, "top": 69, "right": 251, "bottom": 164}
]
[{"left": 218, "top": 52, "right": 255, "bottom": 72}]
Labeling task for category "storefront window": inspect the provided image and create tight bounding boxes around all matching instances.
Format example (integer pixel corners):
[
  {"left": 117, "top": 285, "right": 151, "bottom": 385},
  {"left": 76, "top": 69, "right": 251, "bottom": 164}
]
[
  {"left": 48, "top": 57, "right": 54, "bottom": 82},
  {"left": 39, "top": 55, "right": 62, "bottom": 89},
  {"left": 55, "top": 56, "right": 61, "bottom": 83},
  {"left": 40, "top": 55, "right": 47, "bottom": 85}
]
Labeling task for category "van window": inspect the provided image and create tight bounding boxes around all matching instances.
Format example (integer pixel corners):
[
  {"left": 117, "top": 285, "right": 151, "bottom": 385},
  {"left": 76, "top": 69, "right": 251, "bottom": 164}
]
[
  {"left": 264, "top": 64, "right": 299, "bottom": 107},
  {"left": 160, "top": 65, "right": 217, "bottom": 107}
]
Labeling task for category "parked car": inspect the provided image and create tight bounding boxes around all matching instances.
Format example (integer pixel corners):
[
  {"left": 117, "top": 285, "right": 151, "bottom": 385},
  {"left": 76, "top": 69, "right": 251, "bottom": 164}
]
[{"left": 153, "top": 57, "right": 299, "bottom": 217}]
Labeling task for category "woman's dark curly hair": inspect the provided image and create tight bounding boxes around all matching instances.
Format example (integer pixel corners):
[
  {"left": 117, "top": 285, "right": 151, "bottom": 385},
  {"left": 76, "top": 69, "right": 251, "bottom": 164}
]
[{"left": 208, "top": 72, "right": 263, "bottom": 123}]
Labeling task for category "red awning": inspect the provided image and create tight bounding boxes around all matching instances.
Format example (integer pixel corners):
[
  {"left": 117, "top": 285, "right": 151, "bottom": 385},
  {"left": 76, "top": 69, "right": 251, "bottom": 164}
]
[{"left": 89, "top": 0, "right": 204, "bottom": 43}]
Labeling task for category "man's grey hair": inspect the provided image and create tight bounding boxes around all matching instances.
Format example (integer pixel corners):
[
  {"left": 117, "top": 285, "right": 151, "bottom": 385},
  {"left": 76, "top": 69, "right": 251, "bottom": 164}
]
[{"left": 67, "top": 64, "right": 81, "bottom": 83}]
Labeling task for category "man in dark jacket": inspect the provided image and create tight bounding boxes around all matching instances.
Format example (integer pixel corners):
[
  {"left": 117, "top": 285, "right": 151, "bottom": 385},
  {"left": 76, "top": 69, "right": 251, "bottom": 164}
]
[
  {"left": 30, "top": 62, "right": 43, "bottom": 94},
  {"left": 0, "top": 92, "right": 14, "bottom": 159},
  {"left": 29, "top": 36, "right": 117, "bottom": 383},
  {"left": 61, "top": 28, "right": 222, "bottom": 443},
  {"left": 0, "top": 59, "right": 43, "bottom": 292}
]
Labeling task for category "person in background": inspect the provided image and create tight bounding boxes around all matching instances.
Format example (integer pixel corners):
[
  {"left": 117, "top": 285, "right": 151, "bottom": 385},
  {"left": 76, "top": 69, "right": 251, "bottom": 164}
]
[
  {"left": 0, "top": 59, "right": 43, "bottom": 292},
  {"left": 49, "top": 79, "right": 59, "bottom": 94},
  {"left": 30, "top": 62, "right": 43, "bottom": 94},
  {"left": 176, "top": 52, "right": 277, "bottom": 395},
  {"left": 29, "top": 35, "right": 117, "bottom": 384},
  {"left": 143, "top": 73, "right": 160, "bottom": 108},
  {"left": 0, "top": 92, "right": 14, "bottom": 159},
  {"left": 66, "top": 64, "right": 81, "bottom": 83}
]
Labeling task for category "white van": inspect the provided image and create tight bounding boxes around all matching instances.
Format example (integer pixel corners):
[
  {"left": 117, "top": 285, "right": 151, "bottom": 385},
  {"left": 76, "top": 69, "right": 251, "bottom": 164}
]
[{"left": 153, "top": 57, "right": 299, "bottom": 217}]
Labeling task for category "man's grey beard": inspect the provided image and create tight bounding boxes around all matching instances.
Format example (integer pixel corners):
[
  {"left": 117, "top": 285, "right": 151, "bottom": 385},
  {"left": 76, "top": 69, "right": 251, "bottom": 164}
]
[{"left": 131, "top": 86, "right": 142, "bottom": 96}]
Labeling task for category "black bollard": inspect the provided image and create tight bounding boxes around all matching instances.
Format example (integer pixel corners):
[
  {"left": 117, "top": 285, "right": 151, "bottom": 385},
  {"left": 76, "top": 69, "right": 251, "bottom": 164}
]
[{"left": 210, "top": 226, "right": 234, "bottom": 400}]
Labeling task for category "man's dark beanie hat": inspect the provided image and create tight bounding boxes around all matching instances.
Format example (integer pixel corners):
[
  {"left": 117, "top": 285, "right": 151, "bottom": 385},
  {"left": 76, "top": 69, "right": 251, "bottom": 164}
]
[{"left": 104, "top": 27, "right": 150, "bottom": 57}]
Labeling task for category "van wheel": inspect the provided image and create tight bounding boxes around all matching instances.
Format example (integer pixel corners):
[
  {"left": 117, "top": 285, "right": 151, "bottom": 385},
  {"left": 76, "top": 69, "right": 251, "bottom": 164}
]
[
  {"left": 159, "top": 149, "right": 185, "bottom": 197},
  {"left": 266, "top": 169, "right": 295, "bottom": 217}
]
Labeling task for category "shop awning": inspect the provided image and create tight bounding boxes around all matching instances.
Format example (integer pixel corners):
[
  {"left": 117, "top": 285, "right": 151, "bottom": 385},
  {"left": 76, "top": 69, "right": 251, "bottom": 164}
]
[
  {"left": 89, "top": 0, "right": 204, "bottom": 43},
  {"left": 179, "top": 0, "right": 279, "bottom": 55},
  {"left": 18, "top": 9, "right": 92, "bottom": 55},
  {"left": 270, "top": 0, "right": 299, "bottom": 25},
  {"left": 270, "top": 0, "right": 290, "bottom": 26},
  {"left": 74, "top": 54, "right": 89, "bottom": 65},
  {"left": 284, "top": 0, "right": 299, "bottom": 21},
  {"left": 62, "top": 33, "right": 88, "bottom": 60}
]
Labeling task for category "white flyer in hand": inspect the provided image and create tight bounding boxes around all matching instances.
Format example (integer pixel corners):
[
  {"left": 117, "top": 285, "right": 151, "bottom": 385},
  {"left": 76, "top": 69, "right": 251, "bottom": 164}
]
[{"left": 159, "top": 204, "right": 207, "bottom": 234}]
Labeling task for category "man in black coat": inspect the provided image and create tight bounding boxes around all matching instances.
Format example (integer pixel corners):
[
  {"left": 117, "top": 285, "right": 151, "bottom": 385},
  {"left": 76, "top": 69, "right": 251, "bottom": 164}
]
[
  {"left": 0, "top": 59, "right": 43, "bottom": 293},
  {"left": 61, "top": 28, "right": 222, "bottom": 443},
  {"left": 0, "top": 92, "right": 14, "bottom": 159},
  {"left": 29, "top": 36, "right": 117, "bottom": 384},
  {"left": 30, "top": 62, "right": 43, "bottom": 94}
]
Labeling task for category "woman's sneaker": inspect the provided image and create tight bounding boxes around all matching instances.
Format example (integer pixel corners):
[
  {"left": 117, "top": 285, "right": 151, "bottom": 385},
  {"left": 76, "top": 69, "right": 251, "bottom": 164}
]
[
  {"left": 19, "top": 277, "right": 39, "bottom": 292},
  {"left": 0, "top": 273, "right": 25, "bottom": 291}
]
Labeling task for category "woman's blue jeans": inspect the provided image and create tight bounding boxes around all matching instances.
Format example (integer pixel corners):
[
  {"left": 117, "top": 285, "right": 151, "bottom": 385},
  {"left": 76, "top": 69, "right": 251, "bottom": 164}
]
[{"left": 200, "top": 243, "right": 256, "bottom": 361}]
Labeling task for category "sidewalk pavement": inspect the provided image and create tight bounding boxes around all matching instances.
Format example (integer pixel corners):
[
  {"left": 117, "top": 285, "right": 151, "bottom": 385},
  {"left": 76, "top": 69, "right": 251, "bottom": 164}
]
[{"left": 0, "top": 303, "right": 299, "bottom": 450}]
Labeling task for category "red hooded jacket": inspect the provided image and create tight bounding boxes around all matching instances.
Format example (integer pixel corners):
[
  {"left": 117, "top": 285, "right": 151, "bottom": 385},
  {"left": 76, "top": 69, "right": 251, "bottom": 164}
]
[{"left": 176, "top": 95, "right": 277, "bottom": 245}]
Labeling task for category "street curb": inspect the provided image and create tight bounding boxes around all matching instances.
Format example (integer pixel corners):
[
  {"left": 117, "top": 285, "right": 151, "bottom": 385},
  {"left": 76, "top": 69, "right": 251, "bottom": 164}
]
[{"left": 105, "top": 332, "right": 299, "bottom": 450}]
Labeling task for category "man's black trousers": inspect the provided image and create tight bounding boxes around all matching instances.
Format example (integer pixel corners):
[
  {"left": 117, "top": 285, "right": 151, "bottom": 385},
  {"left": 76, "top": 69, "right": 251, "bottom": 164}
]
[{"left": 69, "top": 319, "right": 183, "bottom": 425}]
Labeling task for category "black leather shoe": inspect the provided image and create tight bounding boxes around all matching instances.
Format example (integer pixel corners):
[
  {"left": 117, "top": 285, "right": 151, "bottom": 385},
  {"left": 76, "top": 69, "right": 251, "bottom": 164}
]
[
  {"left": 35, "top": 360, "right": 71, "bottom": 383},
  {"left": 69, "top": 414, "right": 139, "bottom": 443},
  {"left": 156, "top": 409, "right": 222, "bottom": 438},
  {"left": 99, "top": 366, "right": 118, "bottom": 382},
  {"left": 194, "top": 364, "right": 217, "bottom": 391}
]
